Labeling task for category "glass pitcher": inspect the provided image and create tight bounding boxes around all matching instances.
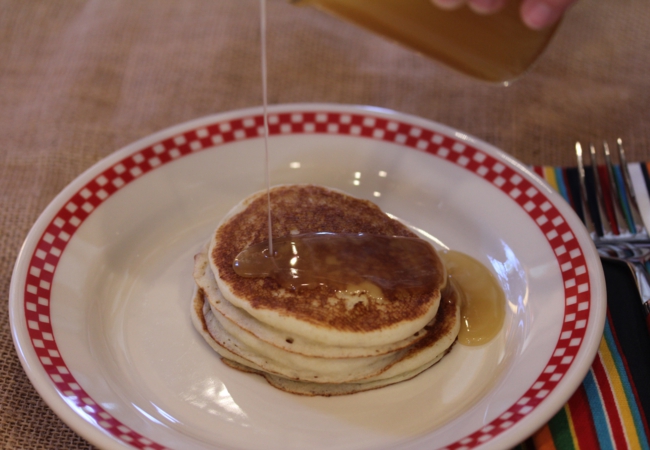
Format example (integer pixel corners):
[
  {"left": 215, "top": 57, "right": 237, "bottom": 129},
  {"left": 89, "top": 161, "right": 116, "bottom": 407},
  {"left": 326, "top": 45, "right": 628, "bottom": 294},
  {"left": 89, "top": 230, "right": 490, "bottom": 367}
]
[{"left": 291, "top": 0, "right": 560, "bottom": 83}]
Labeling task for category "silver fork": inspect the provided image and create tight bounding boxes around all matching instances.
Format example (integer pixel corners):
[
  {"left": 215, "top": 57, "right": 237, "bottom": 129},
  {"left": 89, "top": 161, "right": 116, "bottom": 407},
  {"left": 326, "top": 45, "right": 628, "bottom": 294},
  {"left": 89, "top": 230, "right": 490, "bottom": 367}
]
[
  {"left": 575, "top": 139, "right": 650, "bottom": 321},
  {"left": 575, "top": 139, "right": 647, "bottom": 241},
  {"left": 598, "top": 244, "right": 650, "bottom": 317}
]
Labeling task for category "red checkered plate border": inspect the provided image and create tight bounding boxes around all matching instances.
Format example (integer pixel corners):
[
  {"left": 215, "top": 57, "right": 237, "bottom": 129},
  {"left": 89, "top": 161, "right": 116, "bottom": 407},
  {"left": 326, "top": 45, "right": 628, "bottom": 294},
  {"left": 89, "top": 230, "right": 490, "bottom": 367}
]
[{"left": 9, "top": 104, "right": 606, "bottom": 450}]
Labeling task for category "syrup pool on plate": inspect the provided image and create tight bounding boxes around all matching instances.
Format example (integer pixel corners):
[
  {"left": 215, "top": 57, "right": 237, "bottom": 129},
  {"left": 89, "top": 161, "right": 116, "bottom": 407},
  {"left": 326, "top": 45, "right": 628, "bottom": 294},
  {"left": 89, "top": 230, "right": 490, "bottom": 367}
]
[{"left": 441, "top": 250, "right": 506, "bottom": 345}]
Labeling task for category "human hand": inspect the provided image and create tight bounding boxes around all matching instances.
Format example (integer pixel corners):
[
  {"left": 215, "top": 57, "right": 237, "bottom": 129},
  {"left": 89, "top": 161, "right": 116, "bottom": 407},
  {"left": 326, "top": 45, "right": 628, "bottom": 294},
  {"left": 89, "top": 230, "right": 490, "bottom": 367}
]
[{"left": 430, "top": 0, "right": 578, "bottom": 30}]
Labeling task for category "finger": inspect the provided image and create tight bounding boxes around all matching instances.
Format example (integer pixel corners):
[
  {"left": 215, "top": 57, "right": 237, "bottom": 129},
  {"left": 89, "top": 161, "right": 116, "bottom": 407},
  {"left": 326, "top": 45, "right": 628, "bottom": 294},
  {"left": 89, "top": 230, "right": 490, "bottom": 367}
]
[
  {"left": 468, "top": 0, "right": 508, "bottom": 15},
  {"left": 430, "top": 0, "right": 466, "bottom": 10},
  {"left": 520, "top": 0, "right": 578, "bottom": 30}
]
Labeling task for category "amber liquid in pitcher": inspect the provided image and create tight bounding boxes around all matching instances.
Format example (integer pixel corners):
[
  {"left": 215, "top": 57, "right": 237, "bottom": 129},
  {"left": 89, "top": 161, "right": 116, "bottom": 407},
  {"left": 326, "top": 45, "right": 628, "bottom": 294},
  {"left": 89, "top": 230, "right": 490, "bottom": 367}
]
[{"left": 293, "top": 0, "right": 558, "bottom": 82}]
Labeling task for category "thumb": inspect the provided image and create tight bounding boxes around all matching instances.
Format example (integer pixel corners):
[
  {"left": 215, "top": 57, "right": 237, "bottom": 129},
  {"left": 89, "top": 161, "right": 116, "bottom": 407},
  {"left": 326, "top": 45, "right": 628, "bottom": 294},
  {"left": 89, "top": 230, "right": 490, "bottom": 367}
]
[{"left": 521, "top": 0, "right": 577, "bottom": 30}]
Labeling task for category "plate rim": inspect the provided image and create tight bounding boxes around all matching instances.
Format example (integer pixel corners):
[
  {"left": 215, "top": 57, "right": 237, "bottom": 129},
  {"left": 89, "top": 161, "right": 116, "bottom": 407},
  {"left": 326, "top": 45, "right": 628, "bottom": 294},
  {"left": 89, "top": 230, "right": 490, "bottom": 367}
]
[{"left": 9, "top": 102, "right": 607, "bottom": 450}]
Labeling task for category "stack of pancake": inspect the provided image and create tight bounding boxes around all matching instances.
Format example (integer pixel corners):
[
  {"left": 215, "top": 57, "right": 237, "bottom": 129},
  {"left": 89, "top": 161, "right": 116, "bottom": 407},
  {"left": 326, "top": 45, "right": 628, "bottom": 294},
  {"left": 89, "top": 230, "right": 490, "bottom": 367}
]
[{"left": 191, "top": 184, "right": 460, "bottom": 396}]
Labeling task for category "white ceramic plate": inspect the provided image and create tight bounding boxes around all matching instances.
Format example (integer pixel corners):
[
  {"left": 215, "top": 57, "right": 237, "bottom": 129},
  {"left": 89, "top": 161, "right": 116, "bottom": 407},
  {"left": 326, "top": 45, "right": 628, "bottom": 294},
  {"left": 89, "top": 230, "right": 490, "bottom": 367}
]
[{"left": 10, "top": 104, "right": 606, "bottom": 450}]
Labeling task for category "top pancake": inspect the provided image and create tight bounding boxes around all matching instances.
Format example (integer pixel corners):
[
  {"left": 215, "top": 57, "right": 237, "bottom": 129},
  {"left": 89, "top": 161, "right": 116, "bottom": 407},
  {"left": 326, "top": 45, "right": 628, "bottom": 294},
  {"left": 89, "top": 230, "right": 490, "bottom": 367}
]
[{"left": 209, "top": 185, "right": 446, "bottom": 347}]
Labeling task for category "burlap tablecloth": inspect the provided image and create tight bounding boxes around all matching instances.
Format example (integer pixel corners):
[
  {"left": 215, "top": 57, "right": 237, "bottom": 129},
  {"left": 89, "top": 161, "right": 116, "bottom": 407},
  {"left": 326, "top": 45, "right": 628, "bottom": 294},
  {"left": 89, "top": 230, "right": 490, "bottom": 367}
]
[{"left": 1, "top": 0, "right": 649, "bottom": 448}]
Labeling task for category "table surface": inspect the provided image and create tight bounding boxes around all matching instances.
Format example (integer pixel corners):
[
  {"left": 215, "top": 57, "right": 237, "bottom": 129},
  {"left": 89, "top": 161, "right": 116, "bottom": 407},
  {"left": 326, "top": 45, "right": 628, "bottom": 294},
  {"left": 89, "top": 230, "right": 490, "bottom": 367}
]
[{"left": 2, "top": 0, "right": 650, "bottom": 448}]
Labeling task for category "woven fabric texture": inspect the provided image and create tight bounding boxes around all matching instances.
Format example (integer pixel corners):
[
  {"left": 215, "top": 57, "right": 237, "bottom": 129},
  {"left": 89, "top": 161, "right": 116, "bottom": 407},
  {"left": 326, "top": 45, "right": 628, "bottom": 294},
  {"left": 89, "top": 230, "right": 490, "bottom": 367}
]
[{"left": 1, "top": 0, "right": 649, "bottom": 448}]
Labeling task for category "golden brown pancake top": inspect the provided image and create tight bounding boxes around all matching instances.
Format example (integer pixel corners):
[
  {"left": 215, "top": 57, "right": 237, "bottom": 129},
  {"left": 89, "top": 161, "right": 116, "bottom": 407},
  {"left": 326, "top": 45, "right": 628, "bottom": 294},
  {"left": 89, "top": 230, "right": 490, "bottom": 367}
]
[{"left": 212, "top": 185, "right": 445, "bottom": 333}]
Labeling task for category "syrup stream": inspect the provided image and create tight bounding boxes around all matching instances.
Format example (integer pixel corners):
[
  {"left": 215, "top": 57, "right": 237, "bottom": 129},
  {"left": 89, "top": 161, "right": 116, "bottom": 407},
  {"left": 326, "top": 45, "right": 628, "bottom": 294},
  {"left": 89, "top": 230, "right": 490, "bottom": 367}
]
[{"left": 260, "top": 0, "right": 273, "bottom": 257}]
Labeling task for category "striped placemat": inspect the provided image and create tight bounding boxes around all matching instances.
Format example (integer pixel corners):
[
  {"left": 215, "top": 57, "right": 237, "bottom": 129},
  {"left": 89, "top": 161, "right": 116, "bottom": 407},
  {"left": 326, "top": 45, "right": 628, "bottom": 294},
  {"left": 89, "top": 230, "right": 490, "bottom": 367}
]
[
  {"left": 516, "top": 163, "right": 650, "bottom": 449},
  {"left": 530, "top": 164, "right": 650, "bottom": 238}
]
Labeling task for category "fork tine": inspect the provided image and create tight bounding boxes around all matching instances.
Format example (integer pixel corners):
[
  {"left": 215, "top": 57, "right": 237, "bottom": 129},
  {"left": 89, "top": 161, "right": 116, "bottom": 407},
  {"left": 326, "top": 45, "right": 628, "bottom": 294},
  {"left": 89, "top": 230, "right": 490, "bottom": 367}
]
[
  {"left": 603, "top": 141, "right": 631, "bottom": 236},
  {"left": 616, "top": 138, "right": 646, "bottom": 236},
  {"left": 575, "top": 142, "right": 597, "bottom": 237},
  {"left": 589, "top": 142, "right": 613, "bottom": 237}
]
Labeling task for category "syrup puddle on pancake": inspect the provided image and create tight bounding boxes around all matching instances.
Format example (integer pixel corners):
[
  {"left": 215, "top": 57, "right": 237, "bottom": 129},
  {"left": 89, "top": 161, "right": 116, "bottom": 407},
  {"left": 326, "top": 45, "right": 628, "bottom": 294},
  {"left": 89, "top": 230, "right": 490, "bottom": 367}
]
[{"left": 233, "top": 232, "right": 440, "bottom": 294}]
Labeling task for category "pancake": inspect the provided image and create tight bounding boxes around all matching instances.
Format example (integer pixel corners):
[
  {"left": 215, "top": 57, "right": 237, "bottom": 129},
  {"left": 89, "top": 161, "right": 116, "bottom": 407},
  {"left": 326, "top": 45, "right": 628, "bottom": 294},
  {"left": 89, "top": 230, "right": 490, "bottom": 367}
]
[
  {"left": 194, "top": 248, "right": 429, "bottom": 359},
  {"left": 191, "top": 184, "right": 460, "bottom": 395},
  {"left": 190, "top": 283, "right": 460, "bottom": 395},
  {"left": 193, "top": 247, "right": 455, "bottom": 383},
  {"left": 220, "top": 356, "right": 448, "bottom": 397},
  {"left": 208, "top": 184, "right": 446, "bottom": 348}
]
